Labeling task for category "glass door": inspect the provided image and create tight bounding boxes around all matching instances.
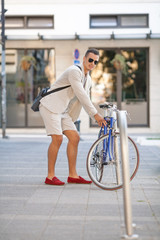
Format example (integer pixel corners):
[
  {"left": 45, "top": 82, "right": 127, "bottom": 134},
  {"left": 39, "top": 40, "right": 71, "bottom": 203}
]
[
  {"left": 0, "top": 48, "right": 55, "bottom": 127},
  {"left": 90, "top": 48, "right": 148, "bottom": 127},
  {"left": 27, "top": 49, "right": 55, "bottom": 127},
  {"left": 1, "top": 49, "right": 26, "bottom": 127},
  {"left": 91, "top": 49, "right": 117, "bottom": 126},
  {"left": 120, "top": 49, "right": 148, "bottom": 126}
]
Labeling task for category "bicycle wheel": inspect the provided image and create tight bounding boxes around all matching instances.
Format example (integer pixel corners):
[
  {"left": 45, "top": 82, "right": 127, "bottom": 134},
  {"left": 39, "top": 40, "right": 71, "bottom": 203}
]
[
  {"left": 94, "top": 129, "right": 105, "bottom": 182},
  {"left": 87, "top": 132, "right": 140, "bottom": 190}
]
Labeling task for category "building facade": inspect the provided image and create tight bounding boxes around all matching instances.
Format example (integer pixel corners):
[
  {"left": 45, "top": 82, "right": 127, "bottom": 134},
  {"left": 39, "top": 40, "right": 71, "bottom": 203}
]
[{"left": 1, "top": 0, "right": 160, "bottom": 133}]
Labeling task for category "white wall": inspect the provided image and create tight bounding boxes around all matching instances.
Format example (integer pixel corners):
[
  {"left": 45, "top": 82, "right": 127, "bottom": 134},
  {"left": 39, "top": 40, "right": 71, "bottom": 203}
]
[
  {"left": 4, "top": 0, "right": 160, "bottom": 133},
  {"left": 149, "top": 41, "right": 160, "bottom": 132},
  {"left": 4, "top": 0, "right": 160, "bottom": 37}
]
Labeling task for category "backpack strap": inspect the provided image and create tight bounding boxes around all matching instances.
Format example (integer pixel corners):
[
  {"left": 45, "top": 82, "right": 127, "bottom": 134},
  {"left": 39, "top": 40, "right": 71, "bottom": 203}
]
[
  {"left": 76, "top": 65, "right": 82, "bottom": 71},
  {"left": 42, "top": 65, "right": 82, "bottom": 97},
  {"left": 42, "top": 85, "right": 71, "bottom": 97}
]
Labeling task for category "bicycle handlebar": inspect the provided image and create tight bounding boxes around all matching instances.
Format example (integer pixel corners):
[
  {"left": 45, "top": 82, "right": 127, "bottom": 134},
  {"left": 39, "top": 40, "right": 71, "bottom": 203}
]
[
  {"left": 99, "top": 102, "right": 117, "bottom": 110},
  {"left": 99, "top": 102, "right": 131, "bottom": 120}
]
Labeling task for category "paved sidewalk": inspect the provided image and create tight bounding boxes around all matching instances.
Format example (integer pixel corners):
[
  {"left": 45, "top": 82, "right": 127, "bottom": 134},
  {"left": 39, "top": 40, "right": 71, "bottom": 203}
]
[{"left": 0, "top": 133, "right": 160, "bottom": 240}]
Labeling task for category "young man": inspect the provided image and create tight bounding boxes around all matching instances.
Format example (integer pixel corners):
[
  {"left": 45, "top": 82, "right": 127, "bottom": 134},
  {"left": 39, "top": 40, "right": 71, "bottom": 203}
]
[{"left": 40, "top": 48, "right": 106, "bottom": 185}]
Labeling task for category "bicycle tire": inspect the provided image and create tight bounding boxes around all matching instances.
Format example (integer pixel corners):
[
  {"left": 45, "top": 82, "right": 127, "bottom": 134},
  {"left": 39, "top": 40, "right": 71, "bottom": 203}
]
[{"left": 86, "top": 132, "right": 140, "bottom": 190}]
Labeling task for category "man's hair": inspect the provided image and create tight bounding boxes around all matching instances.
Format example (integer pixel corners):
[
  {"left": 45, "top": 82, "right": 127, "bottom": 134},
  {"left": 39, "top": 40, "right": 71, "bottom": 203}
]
[{"left": 85, "top": 48, "right": 99, "bottom": 57}]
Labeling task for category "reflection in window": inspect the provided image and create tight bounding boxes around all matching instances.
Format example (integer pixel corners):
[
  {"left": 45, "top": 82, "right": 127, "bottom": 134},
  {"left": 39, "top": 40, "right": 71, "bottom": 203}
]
[
  {"left": 90, "top": 16, "right": 117, "bottom": 28},
  {"left": 27, "top": 17, "right": 53, "bottom": 28},
  {"left": 90, "top": 14, "right": 148, "bottom": 28},
  {"left": 5, "top": 17, "right": 24, "bottom": 28},
  {"left": 121, "top": 49, "right": 147, "bottom": 102},
  {"left": 121, "top": 16, "right": 147, "bottom": 27},
  {"left": 91, "top": 50, "right": 116, "bottom": 104},
  {"left": 91, "top": 48, "right": 148, "bottom": 126},
  {"left": 4, "top": 16, "right": 54, "bottom": 29},
  {"left": 0, "top": 49, "right": 55, "bottom": 127}
]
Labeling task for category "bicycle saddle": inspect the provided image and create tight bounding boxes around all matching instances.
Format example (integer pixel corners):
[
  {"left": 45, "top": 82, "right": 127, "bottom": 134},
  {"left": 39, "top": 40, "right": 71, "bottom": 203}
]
[{"left": 99, "top": 102, "right": 113, "bottom": 109}]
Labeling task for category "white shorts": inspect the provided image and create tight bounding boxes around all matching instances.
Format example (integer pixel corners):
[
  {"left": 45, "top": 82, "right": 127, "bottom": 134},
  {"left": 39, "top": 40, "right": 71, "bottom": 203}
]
[{"left": 39, "top": 104, "right": 77, "bottom": 135}]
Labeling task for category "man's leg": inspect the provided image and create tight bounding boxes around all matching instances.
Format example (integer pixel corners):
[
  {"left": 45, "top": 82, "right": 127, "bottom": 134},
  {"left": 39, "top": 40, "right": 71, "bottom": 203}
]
[
  {"left": 63, "top": 130, "right": 80, "bottom": 178},
  {"left": 47, "top": 134, "right": 63, "bottom": 180}
]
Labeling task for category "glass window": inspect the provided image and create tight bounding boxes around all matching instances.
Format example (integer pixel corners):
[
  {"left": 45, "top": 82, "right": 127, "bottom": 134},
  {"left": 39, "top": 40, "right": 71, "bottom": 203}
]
[
  {"left": 90, "top": 16, "right": 117, "bottom": 28},
  {"left": 121, "top": 15, "right": 148, "bottom": 27},
  {"left": 90, "top": 48, "right": 148, "bottom": 127},
  {"left": 121, "top": 49, "right": 148, "bottom": 126},
  {"left": 0, "top": 49, "right": 55, "bottom": 127},
  {"left": 90, "top": 14, "right": 148, "bottom": 28},
  {"left": 28, "top": 49, "right": 55, "bottom": 127},
  {"left": 5, "top": 17, "right": 24, "bottom": 28},
  {"left": 3, "top": 16, "right": 54, "bottom": 29},
  {"left": 0, "top": 50, "right": 26, "bottom": 127},
  {"left": 27, "top": 17, "right": 53, "bottom": 28}
]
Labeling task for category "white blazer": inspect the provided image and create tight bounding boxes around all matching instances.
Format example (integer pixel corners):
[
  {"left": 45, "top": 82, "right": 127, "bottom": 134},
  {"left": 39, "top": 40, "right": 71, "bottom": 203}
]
[{"left": 40, "top": 64, "right": 97, "bottom": 122}]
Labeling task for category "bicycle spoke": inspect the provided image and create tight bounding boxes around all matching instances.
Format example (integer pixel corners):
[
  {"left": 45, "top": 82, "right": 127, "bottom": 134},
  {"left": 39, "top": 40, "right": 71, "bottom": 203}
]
[{"left": 87, "top": 132, "right": 139, "bottom": 190}]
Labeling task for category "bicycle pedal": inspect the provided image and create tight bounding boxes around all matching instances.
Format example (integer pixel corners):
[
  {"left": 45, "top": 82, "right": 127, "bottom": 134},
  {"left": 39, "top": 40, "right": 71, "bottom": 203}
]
[
  {"left": 90, "top": 162, "right": 95, "bottom": 166},
  {"left": 102, "top": 162, "right": 108, "bottom": 166},
  {"left": 90, "top": 160, "right": 96, "bottom": 166}
]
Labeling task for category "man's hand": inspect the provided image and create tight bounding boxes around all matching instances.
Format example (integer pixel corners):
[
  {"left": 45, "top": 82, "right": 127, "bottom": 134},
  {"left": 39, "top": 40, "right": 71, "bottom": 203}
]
[{"left": 94, "top": 113, "right": 107, "bottom": 127}]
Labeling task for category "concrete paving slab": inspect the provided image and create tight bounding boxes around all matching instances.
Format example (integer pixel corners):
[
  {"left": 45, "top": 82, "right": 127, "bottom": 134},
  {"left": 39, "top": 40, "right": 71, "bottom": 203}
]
[{"left": 0, "top": 133, "right": 160, "bottom": 240}]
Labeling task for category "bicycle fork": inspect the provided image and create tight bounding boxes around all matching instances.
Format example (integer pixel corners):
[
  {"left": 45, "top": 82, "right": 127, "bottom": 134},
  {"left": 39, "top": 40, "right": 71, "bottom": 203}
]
[
  {"left": 103, "top": 116, "right": 121, "bottom": 185},
  {"left": 102, "top": 117, "right": 113, "bottom": 164}
]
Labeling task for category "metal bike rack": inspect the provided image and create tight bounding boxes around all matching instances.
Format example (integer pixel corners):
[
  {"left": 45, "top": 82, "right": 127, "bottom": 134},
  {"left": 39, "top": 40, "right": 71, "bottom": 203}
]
[
  {"left": 118, "top": 111, "right": 139, "bottom": 240},
  {"left": 113, "top": 111, "right": 121, "bottom": 185}
]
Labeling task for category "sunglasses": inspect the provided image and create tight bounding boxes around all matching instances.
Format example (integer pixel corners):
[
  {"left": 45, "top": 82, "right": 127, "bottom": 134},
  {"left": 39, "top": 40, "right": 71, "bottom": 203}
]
[{"left": 88, "top": 58, "right": 98, "bottom": 65}]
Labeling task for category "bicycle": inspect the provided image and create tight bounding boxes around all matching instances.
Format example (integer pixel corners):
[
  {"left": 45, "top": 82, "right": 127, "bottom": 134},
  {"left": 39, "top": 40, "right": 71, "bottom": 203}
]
[{"left": 86, "top": 102, "right": 140, "bottom": 190}]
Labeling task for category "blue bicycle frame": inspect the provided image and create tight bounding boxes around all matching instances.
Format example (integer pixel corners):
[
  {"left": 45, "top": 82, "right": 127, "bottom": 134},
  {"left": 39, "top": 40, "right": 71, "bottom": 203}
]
[{"left": 98, "top": 116, "right": 115, "bottom": 164}]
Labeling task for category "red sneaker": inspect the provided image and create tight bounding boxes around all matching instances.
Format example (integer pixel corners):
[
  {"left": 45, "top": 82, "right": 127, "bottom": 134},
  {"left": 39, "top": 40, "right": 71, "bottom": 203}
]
[
  {"left": 45, "top": 177, "right": 65, "bottom": 185},
  {"left": 67, "top": 176, "right": 92, "bottom": 184}
]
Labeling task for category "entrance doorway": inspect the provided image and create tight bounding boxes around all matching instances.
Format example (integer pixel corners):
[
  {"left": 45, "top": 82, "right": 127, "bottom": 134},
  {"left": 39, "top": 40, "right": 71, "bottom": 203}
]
[
  {"left": 91, "top": 48, "right": 148, "bottom": 127},
  {"left": 0, "top": 49, "right": 55, "bottom": 127}
]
